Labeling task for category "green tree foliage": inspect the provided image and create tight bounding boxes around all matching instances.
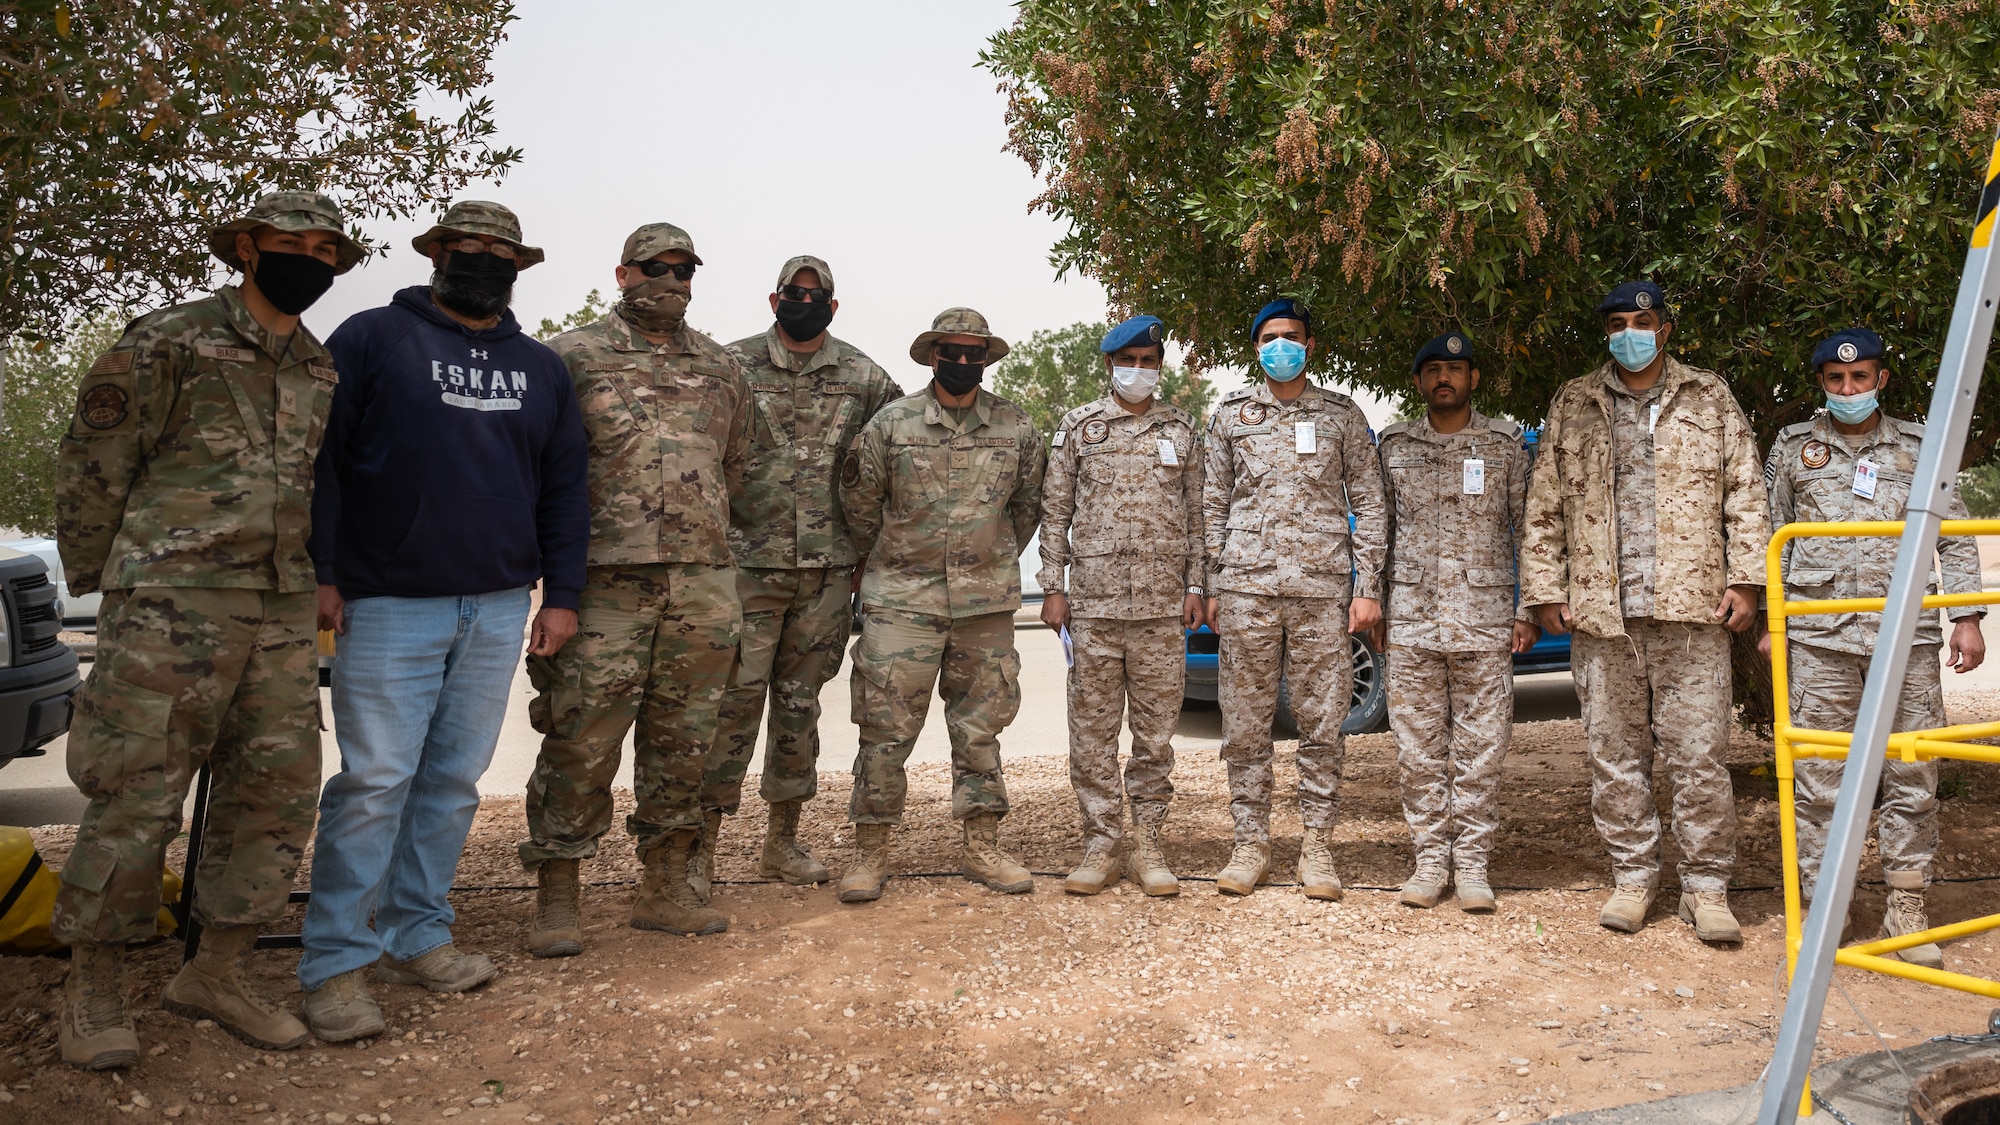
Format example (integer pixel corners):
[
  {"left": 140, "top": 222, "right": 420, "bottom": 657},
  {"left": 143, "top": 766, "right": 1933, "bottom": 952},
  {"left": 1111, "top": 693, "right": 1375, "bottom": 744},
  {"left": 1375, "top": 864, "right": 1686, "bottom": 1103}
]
[
  {"left": 1, "top": 0, "right": 522, "bottom": 342},
  {"left": 0, "top": 313, "right": 122, "bottom": 535},
  {"left": 536, "top": 289, "right": 609, "bottom": 341},
  {"left": 1959, "top": 462, "right": 2000, "bottom": 518},
  {"left": 984, "top": 0, "right": 2000, "bottom": 461},
  {"left": 993, "top": 321, "right": 1217, "bottom": 436}
]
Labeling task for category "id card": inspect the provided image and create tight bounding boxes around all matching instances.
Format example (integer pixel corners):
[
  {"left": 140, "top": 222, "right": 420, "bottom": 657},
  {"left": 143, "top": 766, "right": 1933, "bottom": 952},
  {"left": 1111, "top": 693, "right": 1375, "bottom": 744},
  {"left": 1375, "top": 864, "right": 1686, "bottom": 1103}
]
[
  {"left": 1648, "top": 402, "right": 1660, "bottom": 434},
  {"left": 1463, "top": 458, "right": 1486, "bottom": 495},
  {"left": 1854, "top": 458, "right": 1878, "bottom": 499},
  {"left": 1295, "top": 421, "right": 1316, "bottom": 454},
  {"left": 1158, "top": 438, "right": 1180, "bottom": 466}
]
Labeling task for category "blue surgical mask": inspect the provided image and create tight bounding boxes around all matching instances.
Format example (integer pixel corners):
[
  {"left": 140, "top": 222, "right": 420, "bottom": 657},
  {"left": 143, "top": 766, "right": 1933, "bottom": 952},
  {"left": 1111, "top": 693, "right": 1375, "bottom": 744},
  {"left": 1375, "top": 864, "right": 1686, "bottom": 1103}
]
[
  {"left": 1257, "top": 338, "right": 1308, "bottom": 382},
  {"left": 1825, "top": 388, "right": 1879, "bottom": 424},
  {"left": 1608, "top": 328, "right": 1658, "bottom": 372}
]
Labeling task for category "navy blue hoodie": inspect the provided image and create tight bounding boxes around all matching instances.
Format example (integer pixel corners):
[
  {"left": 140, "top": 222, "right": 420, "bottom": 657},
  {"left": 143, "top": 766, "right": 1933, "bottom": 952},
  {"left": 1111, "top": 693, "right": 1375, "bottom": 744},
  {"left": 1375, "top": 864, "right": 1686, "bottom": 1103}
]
[{"left": 309, "top": 286, "right": 589, "bottom": 609}]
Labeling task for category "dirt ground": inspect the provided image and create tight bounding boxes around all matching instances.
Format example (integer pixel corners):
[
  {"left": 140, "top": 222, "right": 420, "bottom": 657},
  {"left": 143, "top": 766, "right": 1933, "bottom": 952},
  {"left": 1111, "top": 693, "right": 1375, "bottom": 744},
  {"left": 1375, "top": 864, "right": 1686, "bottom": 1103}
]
[{"left": 7, "top": 709, "right": 2000, "bottom": 1125}]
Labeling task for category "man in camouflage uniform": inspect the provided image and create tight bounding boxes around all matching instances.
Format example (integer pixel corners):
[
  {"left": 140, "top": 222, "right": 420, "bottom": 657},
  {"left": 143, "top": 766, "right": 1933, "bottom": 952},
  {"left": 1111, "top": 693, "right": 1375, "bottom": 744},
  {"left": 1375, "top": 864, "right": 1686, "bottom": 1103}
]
[
  {"left": 51, "top": 192, "right": 363, "bottom": 1067},
  {"left": 517, "top": 223, "right": 751, "bottom": 948},
  {"left": 835, "top": 308, "right": 1047, "bottom": 903},
  {"left": 1764, "top": 327, "right": 1985, "bottom": 971},
  {"left": 1038, "top": 315, "right": 1203, "bottom": 898},
  {"left": 1378, "top": 332, "right": 1538, "bottom": 914},
  {"left": 1522, "top": 281, "right": 1770, "bottom": 944},
  {"left": 1203, "top": 298, "right": 1387, "bottom": 900},
  {"left": 699, "top": 256, "right": 901, "bottom": 894}
]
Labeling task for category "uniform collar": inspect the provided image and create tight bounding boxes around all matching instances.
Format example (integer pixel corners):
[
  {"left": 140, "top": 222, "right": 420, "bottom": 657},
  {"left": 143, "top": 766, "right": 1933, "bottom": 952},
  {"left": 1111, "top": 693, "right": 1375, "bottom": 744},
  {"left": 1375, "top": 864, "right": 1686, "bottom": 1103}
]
[
  {"left": 216, "top": 284, "right": 328, "bottom": 365},
  {"left": 923, "top": 386, "right": 994, "bottom": 433},
  {"left": 1408, "top": 408, "right": 1490, "bottom": 442},
  {"left": 605, "top": 309, "right": 692, "bottom": 355},
  {"left": 1811, "top": 410, "right": 1904, "bottom": 450},
  {"left": 1254, "top": 380, "right": 1320, "bottom": 410},
  {"left": 763, "top": 324, "right": 840, "bottom": 373},
  {"left": 1096, "top": 393, "right": 1173, "bottom": 422}
]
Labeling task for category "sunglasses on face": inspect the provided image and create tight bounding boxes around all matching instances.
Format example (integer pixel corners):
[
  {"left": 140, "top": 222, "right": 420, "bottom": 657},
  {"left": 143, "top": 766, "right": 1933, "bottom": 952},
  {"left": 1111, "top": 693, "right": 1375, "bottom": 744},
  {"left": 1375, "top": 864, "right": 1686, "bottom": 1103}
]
[
  {"left": 936, "top": 343, "right": 987, "bottom": 364},
  {"left": 627, "top": 259, "right": 697, "bottom": 281},
  {"left": 777, "top": 284, "right": 832, "bottom": 303},
  {"left": 443, "top": 238, "right": 519, "bottom": 261}
]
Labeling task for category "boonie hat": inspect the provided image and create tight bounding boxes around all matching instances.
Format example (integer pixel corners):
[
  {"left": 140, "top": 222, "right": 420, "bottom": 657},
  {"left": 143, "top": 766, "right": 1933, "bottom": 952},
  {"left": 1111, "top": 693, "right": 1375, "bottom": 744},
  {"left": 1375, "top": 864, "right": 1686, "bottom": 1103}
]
[
  {"left": 776, "top": 254, "right": 834, "bottom": 295},
  {"left": 623, "top": 222, "right": 703, "bottom": 268},
  {"left": 411, "top": 201, "right": 545, "bottom": 268},
  {"left": 1596, "top": 280, "right": 1670, "bottom": 319},
  {"left": 909, "top": 307, "right": 1010, "bottom": 365},
  {"left": 1812, "top": 327, "right": 1886, "bottom": 370},
  {"left": 1100, "top": 315, "right": 1165, "bottom": 354},
  {"left": 208, "top": 190, "right": 366, "bottom": 274},
  {"left": 1410, "top": 331, "right": 1476, "bottom": 375}
]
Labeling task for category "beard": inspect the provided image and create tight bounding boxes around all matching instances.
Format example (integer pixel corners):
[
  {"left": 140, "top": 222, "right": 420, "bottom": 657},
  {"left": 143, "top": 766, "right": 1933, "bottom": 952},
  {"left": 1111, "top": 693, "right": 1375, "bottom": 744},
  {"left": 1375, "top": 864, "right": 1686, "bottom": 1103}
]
[{"left": 430, "top": 266, "right": 513, "bottom": 320}]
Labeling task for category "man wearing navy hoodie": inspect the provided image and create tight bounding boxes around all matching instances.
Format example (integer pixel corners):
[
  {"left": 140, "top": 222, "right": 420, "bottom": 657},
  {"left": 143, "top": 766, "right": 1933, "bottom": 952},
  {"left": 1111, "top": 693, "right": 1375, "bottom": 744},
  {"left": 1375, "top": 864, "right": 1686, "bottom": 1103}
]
[{"left": 297, "top": 201, "right": 589, "bottom": 1041}]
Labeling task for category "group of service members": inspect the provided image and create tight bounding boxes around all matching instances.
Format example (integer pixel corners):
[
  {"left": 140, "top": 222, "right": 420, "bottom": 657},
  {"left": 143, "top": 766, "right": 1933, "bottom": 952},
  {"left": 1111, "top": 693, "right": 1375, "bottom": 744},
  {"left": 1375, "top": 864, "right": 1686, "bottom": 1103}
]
[{"left": 41, "top": 190, "right": 1980, "bottom": 1072}]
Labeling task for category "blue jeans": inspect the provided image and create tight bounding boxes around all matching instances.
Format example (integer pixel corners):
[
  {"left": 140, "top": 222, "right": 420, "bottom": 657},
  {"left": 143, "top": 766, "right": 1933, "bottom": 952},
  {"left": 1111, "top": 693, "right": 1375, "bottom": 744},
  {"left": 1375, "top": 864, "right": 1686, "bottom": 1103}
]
[{"left": 297, "top": 588, "right": 531, "bottom": 992}]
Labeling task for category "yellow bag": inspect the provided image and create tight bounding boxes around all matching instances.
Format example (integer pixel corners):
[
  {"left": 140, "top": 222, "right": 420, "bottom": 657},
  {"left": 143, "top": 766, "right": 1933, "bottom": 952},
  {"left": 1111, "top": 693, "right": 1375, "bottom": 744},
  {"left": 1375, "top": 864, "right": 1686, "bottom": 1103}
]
[{"left": 0, "top": 827, "right": 183, "bottom": 954}]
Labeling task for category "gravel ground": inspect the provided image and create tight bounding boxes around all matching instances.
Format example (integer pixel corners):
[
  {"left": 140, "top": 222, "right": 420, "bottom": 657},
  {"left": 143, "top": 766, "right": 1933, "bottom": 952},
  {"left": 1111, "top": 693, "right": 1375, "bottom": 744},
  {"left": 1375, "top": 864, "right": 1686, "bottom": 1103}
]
[{"left": 6, "top": 710, "right": 2000, "bottom": 1124}]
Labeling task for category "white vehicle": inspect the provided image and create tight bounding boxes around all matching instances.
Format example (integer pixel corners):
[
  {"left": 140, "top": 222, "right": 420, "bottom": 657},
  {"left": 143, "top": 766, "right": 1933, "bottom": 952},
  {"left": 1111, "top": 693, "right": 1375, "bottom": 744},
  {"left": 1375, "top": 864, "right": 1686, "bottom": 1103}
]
[{"left": 0, "top": 537, "right": 97, "bottom": 629}]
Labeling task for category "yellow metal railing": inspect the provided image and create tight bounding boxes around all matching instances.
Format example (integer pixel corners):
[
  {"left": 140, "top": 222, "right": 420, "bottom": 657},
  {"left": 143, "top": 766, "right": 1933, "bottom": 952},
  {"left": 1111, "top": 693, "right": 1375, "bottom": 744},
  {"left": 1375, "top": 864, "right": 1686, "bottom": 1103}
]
[{"left": 1766, "top": 519, "right": 2000, "bottom": 1115}]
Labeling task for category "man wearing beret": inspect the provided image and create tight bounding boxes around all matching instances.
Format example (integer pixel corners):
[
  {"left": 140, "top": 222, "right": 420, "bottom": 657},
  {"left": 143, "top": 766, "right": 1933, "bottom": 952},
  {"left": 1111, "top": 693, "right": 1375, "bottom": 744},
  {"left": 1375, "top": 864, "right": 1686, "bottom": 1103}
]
[
  {"left": 53, "top": 190, "right": 362, "bottom": 1066},
  {"left": 835, "top": 308, "right": 1047, "bottom": 902},
  {"left": 1522, "top": 281, "right": 1770, "bottom": 944},
  {"left": 1202, "top": 298, "right": 1387, "bottom": 899},
  {"left": 699, "top": 257, "right": 902, "bottom": 894},
  {"left": 1377, "top": 332, "right": 1539, "bottom": 913},
  {"left": 513, "top": 222, "right": 752, "bottom": 952},
  {"left": 1761, "top": 327, "right": 1984, "bottom": 970},
  {"left": 1038, "top": 315, "right": 1204, "bottom": 897}
]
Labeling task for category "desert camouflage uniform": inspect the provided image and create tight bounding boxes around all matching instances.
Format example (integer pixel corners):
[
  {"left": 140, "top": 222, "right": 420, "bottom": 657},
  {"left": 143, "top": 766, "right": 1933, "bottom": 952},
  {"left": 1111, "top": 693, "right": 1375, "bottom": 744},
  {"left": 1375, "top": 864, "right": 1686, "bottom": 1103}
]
[
  {"left": 51, "top": 286, "right": 334, "bottom": 943},
  {"left": 1522, "top": 358, "right": 1770, "bottom": 893},
  {"left": 1037, "top": 395, "right": 1203, "bottom": 848},
  {"left": 1203, "top": 382, "right": 1387, "bottom": 844},
  {"left": 1768, "top": 413, "right": 1982, "bottom": 894},
  {"left": 702, "top": 328, "right": 901, "bottom": 813},
  {"left": 1378, "top": 411, "right": 1530, "bottom": 878},
  {"left": 839, "top": 388, "right": 1046, "bottom": 822},
  {"left": 519, "top": 310, "right": 751, "bottom": 870}
]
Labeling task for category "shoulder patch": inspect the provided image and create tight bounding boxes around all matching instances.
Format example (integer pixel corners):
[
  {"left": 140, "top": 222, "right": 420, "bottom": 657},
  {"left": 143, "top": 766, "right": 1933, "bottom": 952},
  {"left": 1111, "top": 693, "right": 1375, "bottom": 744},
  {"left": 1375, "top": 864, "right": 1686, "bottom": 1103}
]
[
  {"left": 1236, "top": 400, "right": 1270, "bottom": 426},
  {"left": 78, "top": 382, "right": 131, "bottom": 430},
  {"left": 88, "top": 351, "right": 135, "bottom": 376},
  {"left": 1166, "top": 405, "right": 1195, "bottom": 429},
  {"left": 1485, "top": 416, "right": 1524, "bottom": 439},
  {"left": 1376, "top": 419, "right": 1413, "bottom": 440},
  {"left": 1778, "top": 420, "right": 1818, "bottom": 439},
  {"left": 1217, "top": 385, "right": 1255, "bottom": 404},
  {"left": 1801, "top": 440, "right": 1831, "bottom": 469}
]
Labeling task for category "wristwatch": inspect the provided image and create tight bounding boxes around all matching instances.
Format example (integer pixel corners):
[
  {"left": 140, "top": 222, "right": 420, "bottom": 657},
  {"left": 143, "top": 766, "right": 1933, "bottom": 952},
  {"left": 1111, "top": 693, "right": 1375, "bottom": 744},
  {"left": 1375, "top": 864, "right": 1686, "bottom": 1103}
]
[{"left": 1186, "top": 586, "right": 1204, "bottom": 595}]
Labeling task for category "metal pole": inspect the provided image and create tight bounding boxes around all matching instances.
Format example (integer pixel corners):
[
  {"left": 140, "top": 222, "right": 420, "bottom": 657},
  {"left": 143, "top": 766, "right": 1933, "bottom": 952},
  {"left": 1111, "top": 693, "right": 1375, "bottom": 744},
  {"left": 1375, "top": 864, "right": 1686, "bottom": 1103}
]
[{"left": 1759, "top": 131, "right": 2000, "bottom": 1123}]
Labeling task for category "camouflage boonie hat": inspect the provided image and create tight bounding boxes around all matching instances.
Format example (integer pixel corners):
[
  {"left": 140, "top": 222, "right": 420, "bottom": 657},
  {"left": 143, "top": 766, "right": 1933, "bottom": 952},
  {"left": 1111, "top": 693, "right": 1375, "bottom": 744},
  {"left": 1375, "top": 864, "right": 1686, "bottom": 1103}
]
[
  {"left": 208, "top": 190, "right": 366, "bottom": 274},
  {"left": 908, "top": 307, "right": 1010, "bottom": 365},
  {"left": 410, "top": 200, "right": 545, "bottom": 268},
  {"left": 776, "top": 254, "right": 834, "bottom": 295},
  {"left": 621, "top": 222, "right": 703, "bottom": 267}
]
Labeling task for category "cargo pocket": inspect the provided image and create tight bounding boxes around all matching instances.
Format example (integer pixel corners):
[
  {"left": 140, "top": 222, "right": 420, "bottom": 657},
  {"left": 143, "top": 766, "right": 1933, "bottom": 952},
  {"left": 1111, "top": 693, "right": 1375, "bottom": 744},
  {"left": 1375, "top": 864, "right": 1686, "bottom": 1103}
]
[
  {"left": 67, "top": 671, "right": 175, "bottom": 801},
  {"left": 1218, "top": 513, "right": 1272, "bottom": 571},
  {"left": 990, "top": 645, "right": 1023, "bottom": 730},
  {"left": 524, "top": 653, "right": 584, "bottom": 740},
  {"left": 849, "top": 634, "right": 892, "bottom": 732},
  {"left": 1466, "top": 566, "right": 1518, "bottom": 623}
]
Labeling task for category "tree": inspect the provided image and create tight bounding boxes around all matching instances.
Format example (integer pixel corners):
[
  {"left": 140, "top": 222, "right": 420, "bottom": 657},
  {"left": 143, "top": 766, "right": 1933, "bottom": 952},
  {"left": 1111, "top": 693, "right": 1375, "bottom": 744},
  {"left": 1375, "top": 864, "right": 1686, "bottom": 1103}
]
[
  {"left": 536, "top": 289, "right": 609, "bottom": 341},
  {"left": 0, "top": 313, "right": 122, "bottom": 536},
  {"left": 993, "top": 321, "right": 1217, "bottom": 436},
  {"left": 984, "top": 0, "right": 2000, "bottom": 462}
]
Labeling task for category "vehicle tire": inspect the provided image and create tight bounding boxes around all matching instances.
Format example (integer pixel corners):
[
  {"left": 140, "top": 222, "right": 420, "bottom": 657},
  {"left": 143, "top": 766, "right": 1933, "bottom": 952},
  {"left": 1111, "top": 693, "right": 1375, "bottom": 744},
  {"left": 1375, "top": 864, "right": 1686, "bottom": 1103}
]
[{"left": 1273, "top": 634, "right": 1389, "bottom": 737}]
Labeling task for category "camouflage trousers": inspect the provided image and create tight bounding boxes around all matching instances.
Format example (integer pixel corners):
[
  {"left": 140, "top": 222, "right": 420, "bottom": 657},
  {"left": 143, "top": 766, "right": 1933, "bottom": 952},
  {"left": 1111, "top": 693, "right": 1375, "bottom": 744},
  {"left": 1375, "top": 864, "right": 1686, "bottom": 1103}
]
[
  {"left": 1068, "top": 616, "right": 1183, "bottom": 847},
  {"left": 849, "top": 608, "right": 1019, "bottom": 824},
  {"left": 702, "top": 566, "right": 852, "bottom": 814},
  {"left": 1789, "top": 641, "right": 1943, "bottom": 896},
  {"left": 53, "top": 587, "right": 320, "bottom": 944},
  {"left": 1216, "top": 593, "right": 1351, "bottom": 844},
  {"left": 1571, "top": 618, "right": 1738, "bottom": 893},
  {"left": 1386, "top": 645, "right": 1513, "bottom": 876},
  {"left": 519, "top": 564, "right": 741, "bottom": 869}
]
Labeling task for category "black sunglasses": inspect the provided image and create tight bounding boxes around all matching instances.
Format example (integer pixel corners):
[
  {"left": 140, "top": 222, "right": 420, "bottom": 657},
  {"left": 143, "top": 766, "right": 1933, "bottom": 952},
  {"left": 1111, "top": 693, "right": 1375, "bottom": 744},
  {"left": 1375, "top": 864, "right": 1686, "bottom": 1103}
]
[
  {"left": 777, "top": 284, "right": 832, "bottom": 303},
  {"left": 627, "top": 260, "right": 697, "bottom": 281},
  {"left": 936, "top": 343, "right": 988, "bottom": 364}
]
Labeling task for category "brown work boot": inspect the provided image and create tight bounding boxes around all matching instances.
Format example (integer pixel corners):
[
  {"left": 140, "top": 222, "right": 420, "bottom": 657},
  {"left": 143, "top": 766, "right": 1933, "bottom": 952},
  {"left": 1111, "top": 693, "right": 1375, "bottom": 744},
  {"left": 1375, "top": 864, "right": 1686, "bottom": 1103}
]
[
  {"left": 303, "top": 969, "right": 385, "bottom": 1043},
  {"left": 687, "top": 809, "right": 723, "bottom": 905},
  {"left": 161, "top": 925, "right": 309, "bottom": 1049},
  {"left": 1298, "top": 827, "right": 1343, "bottom": 901},
  {"left": 1064, "top": 839, "right": 1121, "bottom": 896},
  {"left": 963, "top": 813, "right": 1034, "bottom": 894},
  {"left": 1398, "top": 852, "right": 1450, "bottom": 909},
  {"left": 377, "top": 944, "right": 498, "bottom": 993},
  {"left": 1126, "top": 820, "right": 1180, "bottom": 897},
  {"left": 837, "top": 823, "right": 893, "bottom": 904},
  {"left": 1882, "top": 887, "right": 1944, "bottom": 970},
  {"left": 760, "top": 801, "right": 831, "bottom": 885},
  {"left": 1215, "top": 841, "right": 1271, "bottom": 897},
  {"left": 1599, "top": 884, "right": 1658, "bottom": 933},
  {"left": 1455, "top": 869, "right": 1496, "bottom": 914},
  {"left": 634, "top": 829, "right": 728, "bottom": 936},
  {"left": 1678, "top": 890, "right": 1743, "bottom": 944},
  {"left": 60, "top": 941, "right": 138, "bottom": 1071},
  {"left": 528, "top": 858, "right": 583, "bottom": 958}
]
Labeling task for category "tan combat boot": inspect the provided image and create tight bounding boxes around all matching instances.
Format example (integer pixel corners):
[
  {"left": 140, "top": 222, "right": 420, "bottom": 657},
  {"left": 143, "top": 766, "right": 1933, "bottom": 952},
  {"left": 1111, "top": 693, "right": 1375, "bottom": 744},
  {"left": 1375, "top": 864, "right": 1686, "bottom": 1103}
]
[
  {"left": 1455, "top": 868, "right": 1496, "bottom": 914},
  {"left": 1064, "top": 839, "right": 1121, "bottom": 896},
  {"left": 303, "top": 968, "right": 385, "bottom": 1043},
  {"left": 633, "top": 829, "right": 728, "bottom": 936},
  {"left": 1398, "top": 852, "right": 1450, "bottom": 909},
  {"left": 60, "top": 941, "right": 138, "bottom": 1070},
  {"left": 528, "top": 857, "right": 584, "bottom": 958},
  {"left": 1599, "top": 884, "right": 1658, "bottom": 933},
  {"left": 837, "top": 823, "right": 893, "bottom": 903},
  {"left": 1215, "top": 841, "right": 1271, "bottom": 897},
  {"left": 1881, "top": 887, "right": 1944, "bottom": 970},
  {"left": 1298, "top": 827, "right": 1343, "bottom": 902},
  {"left": 962, "top": 813, "right": 1034, "bottom": 894},
  {"left": 760, "top": 801, "right": 831, "bottom": 885},
  {"left": 687, "top": 808, "right": 724, "bottom": 905},
  {"left": 1126, "top": 820, "right": 1180, "bottom": 897},
  {"left": 1678, "top": 890, "right": 1743, "bottom": 944},
  {"left": 162, "top": 925, "right": 309, "bottom": 1049}
]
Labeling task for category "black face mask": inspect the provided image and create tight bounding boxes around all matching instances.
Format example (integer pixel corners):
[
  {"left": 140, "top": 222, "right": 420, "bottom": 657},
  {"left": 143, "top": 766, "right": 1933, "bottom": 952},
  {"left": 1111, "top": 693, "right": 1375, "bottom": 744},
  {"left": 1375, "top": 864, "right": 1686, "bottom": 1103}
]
[
  {"left": 431, "top": 250, "right": 518, "bottom": 319},
  {"left": 774, "top": 298, "right": 834, "bottom": 344},
  {"left": 249, "top": 249, "right": 336, "bottom": 316},
  {"left": 934, "top": 360, "right": 984, "bottom": 397}
]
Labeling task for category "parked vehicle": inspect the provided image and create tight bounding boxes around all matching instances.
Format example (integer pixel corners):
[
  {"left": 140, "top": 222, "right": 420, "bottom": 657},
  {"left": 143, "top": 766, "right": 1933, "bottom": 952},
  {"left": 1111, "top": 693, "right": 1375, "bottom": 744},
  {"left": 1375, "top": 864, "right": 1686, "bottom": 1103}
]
[
  {"left": 1, "top": 536, "right": 99, "bottom": 629},
  {"left": 0, "top": 546, "right": 80, "bottom": 769}
]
